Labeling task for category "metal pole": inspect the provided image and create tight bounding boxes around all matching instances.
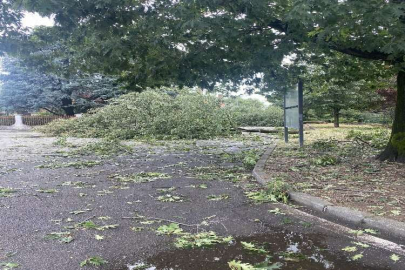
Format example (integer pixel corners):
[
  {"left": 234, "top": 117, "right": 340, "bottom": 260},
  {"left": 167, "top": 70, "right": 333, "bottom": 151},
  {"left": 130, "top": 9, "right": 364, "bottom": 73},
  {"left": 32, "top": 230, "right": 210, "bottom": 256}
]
[
  {"left": 284, "top": 90, "right": 289, "bottom": 143},
  {"left": 298, "top": 79, "right": 304, "bottom": 148}
]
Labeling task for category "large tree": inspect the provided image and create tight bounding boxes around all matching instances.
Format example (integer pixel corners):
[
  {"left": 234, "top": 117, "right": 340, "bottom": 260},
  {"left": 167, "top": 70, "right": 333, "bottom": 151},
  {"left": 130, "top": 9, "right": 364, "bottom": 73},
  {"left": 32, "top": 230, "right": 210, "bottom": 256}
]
[
  {"left": 0, "top": 56, "right": 123, "bottom": 115},
  {"left": 304, "top": 52, "right": 391, "bottom": 127},
  {"left": 11, "top": 0, "right": 405, "bottom": 161}
]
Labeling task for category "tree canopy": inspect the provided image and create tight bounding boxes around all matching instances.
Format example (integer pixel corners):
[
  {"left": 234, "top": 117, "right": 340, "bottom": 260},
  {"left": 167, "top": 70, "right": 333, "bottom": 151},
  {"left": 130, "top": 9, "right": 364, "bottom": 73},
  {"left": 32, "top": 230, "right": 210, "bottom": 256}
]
[
  {"left": 2, "top": 0, "right": 405, "bottom": 161},
  {"left": 303, "top": 52, "right": 392, "bottom": 127},
  {"left": 0, "top": 1, "right": 22, "bottom": 55},
  {"left": 0, "top": 56, "right": 123, "bottom": 115}
]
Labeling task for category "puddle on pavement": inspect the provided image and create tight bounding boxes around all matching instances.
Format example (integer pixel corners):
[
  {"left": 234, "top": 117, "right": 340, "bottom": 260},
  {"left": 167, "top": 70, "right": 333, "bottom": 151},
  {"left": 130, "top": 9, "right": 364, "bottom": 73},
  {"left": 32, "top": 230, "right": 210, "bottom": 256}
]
[{"left": 125, "top": 230, "right": 392, "bottom": 270}]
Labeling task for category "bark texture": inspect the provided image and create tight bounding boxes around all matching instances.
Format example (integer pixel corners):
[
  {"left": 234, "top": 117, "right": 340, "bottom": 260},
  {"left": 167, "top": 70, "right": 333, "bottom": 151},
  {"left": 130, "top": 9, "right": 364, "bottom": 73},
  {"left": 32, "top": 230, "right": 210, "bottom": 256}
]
[
  {"left": 333, "top": 108, "right": 340, "bottom": 128},
  {"left": 379, "top": 70, "right": 405, "bottom": 162}
]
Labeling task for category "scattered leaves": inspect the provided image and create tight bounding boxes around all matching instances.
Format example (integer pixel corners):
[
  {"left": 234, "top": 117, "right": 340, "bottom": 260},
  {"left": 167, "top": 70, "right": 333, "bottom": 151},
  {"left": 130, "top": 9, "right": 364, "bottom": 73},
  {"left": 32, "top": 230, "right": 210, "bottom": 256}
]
[
  {"left": 207, "top": 194, "right": 230, "bottom": 201},
  {"left": 342, "top": 246, "right": 357, "bottom": 252},
  {"left": 80, "top": 256, "right": 108, "bottom": 267},
  {"left": 174, "top": 231, "right": 233, "bottom": 249},
  {"left": 241, "top": 242, "right": 267, "bottom": 254},
  {"left": 156, "top": 223, "right": 183, "bottom": 235},
  {"left": 351, "top": 254, "right": 364, "bottom": 261},
  {"left": 45, "top": 232, "right": 73, "bottom": 244}
]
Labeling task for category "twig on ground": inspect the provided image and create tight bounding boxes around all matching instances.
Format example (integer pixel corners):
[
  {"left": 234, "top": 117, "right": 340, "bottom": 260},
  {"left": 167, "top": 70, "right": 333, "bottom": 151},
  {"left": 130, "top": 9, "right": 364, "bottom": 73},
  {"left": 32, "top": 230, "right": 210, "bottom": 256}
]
[
  {"left": 122, "top": 216, "right": 199, "bottom": 227},
  {"left": 80, "top": 215, "right": 96, "bottom": 223}
]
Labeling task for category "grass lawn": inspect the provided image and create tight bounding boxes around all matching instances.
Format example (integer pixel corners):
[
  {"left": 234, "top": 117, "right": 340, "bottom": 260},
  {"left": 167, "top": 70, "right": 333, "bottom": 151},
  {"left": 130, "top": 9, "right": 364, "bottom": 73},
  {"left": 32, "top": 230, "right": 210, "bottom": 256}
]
[{"left": 265, "top": 124, "right": 405, "bottom": 222}]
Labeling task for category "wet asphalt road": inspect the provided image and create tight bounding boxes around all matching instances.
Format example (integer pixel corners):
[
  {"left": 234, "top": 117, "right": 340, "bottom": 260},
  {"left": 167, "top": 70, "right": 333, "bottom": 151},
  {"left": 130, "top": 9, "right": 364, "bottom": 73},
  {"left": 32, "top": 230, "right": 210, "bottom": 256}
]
[{"left": 0, "top": 130, "right": 404, "bottom": 270}]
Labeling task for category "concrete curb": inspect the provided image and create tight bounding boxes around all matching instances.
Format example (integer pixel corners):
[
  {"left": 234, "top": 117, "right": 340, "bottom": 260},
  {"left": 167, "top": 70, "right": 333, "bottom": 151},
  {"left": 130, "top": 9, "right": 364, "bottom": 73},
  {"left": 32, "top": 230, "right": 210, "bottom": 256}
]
[{"left": 253, "top": 145, "right": 405, "bottom": 242}]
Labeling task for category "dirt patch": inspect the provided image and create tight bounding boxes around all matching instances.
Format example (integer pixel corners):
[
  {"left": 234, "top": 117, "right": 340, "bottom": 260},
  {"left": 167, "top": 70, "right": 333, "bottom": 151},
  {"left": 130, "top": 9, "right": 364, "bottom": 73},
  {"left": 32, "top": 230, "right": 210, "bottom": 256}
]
[{"left": 265, "top": 124, "right": 405, "bottom": 222}]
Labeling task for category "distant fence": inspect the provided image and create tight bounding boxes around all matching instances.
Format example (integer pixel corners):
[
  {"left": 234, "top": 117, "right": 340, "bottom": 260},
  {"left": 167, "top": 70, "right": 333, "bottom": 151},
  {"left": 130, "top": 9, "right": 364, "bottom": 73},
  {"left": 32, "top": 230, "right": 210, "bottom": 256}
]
[
  {"left": 0, "top": 116, "right": 16, "bottom": 126},
  {"left": 22, "top": 116, "right": 75, "bottom": 126},
  {"left": 0, "top": 115, "right": 75, "bottom": 127}
]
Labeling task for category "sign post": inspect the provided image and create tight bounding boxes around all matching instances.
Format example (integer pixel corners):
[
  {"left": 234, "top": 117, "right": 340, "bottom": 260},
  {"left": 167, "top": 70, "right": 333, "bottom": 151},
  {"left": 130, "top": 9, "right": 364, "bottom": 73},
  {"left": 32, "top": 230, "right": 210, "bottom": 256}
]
[{"left": 284, "top": 80, "right": 304, "bottom": 147}]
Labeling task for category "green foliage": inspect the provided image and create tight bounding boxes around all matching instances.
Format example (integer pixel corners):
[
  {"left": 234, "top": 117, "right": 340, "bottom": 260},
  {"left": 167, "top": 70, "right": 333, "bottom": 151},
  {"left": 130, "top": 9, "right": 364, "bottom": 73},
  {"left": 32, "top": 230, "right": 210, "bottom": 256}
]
[
  {"left": 44, "top": 232, "right": 73, "bottom": 244},
  {"left": 311, "top": 155, "right": 339, "bottom": 167},
  {"left": 76, "top": 221, "right": 119, "bottom": 231},
  {"left": 174, "top": 232, "right": 233, "bottom": 249},
  {"left": 266, "top": 180, "right": 290, "bottom": 204},
  {"left": 75, "top": 139, "right": 132, "bottom": 156},
  {"left": 390, "top": 254, "right": 401, "bottom": 263},
  {"left": 340, "top": 110, "right": 394, "bottom": 125},
  {"left": 221, "top": 149, "right": 262, "bottom": 170},
  {"left": 39, "top": 89, "right": 235, "bottom": 140},
  {"left": 225, "top": 98, "right": 283, "bottom": 127},
  {"left": 207, "top": 194, "right": 230, "bottom": 201},
  {"left": 77, "top": 221, "right": 98, "bottom": 230},
  {"left": 349, "top": 229, "right": 379, "bottom": 236},
  {"left": 111, "top": 172, "right": 171, "bottom": 184},
  {"left": 303, "top": 53, "right": 390, "bottom": 127},
  {"left": 10, "top": 0, "right": 405, "bottom": 158},
  {"left": 53, "top": 136, "right": 69, "bottom": 147},
  {"left": 240, "top": 242, "right": 267, "bottom": 254},
  {"left": 0, "top": 262, "right": 20, "bottom": 269},
  {"left": 0, "top": 188, "right": 16, "bottom": 197},
  {"left": 156, "top": 223, "right": 183, "bottom": 235},
  {"left": 80, "top": 256, "right": 108, "bottom": 267},
  {"left": 278, "top": 251, "right": 307, "bottom": 262},
  {"left": 242, "top": 152, "right": 261, "bottom": 170},
  {"left": 0, "top": 2, "right": 22, "bottom": 56},
  {"left": 245, "top": 191, "right": 278, "bottom": 204},
  {"left": 246, "top": 180, "right": 289, "bottom": 204},
  {"left": 347, "top": 129, "right": 391, "bottom": 150},
  {"left": 311, "top": 140, "right": 338, "bottom": 151},
  {"left": 0, "top": 57, "right": 122, "bottom": 115},
  {"left": 228, "top": 261, "right": 255, "bottom": 270},
  {"left": 36, "top": 160, "right": 102, "bottom": 169}
]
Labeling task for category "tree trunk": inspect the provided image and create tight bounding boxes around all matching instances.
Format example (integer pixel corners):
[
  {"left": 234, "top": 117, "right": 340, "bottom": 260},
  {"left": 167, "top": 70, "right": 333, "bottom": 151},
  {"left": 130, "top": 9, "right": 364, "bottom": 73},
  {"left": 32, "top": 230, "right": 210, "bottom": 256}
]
[
  {"left": 333, "top": 108, "right": 340, "bottom": 128},
  {"left": 61, "top": 98, "right": 75, "bottom": 116},
  {"left": 378, "top": 70, "right": 405, "bottom": 162}
]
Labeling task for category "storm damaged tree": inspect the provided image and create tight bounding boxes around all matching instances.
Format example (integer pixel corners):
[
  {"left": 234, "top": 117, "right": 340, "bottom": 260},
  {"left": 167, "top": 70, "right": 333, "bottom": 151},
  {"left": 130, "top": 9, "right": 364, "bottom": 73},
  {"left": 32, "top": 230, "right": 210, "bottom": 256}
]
[{"left": 11, "top": 0, "right": 405, "bottom": 161}]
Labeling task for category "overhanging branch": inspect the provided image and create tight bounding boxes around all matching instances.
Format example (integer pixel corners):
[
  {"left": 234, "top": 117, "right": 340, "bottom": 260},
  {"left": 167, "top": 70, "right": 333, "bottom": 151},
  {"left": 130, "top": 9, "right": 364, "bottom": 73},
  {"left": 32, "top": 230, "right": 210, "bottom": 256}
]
[
  {"left": 268, "top": 19, "right": 396, "bottom": 62},
  {"left": 329, "top": 45, "right": 392, "bottom": 62}
]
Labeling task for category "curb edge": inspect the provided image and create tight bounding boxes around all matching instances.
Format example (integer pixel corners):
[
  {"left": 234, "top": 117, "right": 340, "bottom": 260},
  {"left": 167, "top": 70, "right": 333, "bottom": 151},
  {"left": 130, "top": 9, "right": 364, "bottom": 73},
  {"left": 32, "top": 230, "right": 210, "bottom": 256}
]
[{"left": 253, "top": 145, "right": 405, "bottom": 242}]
